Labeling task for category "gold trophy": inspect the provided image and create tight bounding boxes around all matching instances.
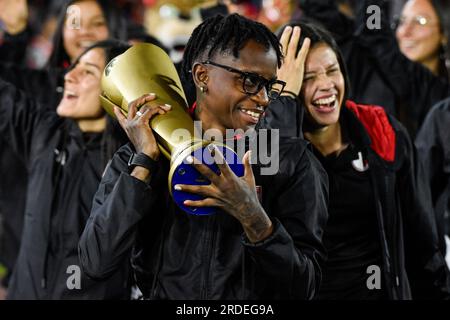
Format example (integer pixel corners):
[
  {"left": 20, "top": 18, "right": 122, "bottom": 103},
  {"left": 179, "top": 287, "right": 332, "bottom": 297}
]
[{"left": 100, "top": 43, "right": 244, "bottom": 215}]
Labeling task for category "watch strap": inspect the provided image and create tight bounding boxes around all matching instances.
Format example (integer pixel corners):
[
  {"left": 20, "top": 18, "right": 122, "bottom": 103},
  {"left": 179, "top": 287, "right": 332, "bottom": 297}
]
[{"left": 128, "top": 152, "right": 158, "bottom": 173}]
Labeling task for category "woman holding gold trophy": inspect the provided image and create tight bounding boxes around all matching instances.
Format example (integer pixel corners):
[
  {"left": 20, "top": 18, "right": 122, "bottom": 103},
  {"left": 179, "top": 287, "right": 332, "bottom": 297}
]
[{"left": 79, "top": 13, "right": 329, "bottom": 299}]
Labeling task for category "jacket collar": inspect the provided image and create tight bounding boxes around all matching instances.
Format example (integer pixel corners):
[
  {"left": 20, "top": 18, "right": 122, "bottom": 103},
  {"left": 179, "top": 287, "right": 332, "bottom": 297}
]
[
  {"left": 340, "top": 103, "right": 372, "bottom": 150},
  {"left": 344, "top": 100, "right": 396, "bottom": 163}
]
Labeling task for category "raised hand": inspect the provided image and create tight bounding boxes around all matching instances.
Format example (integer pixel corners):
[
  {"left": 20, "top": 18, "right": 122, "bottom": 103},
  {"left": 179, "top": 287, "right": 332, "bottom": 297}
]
[
  {"left": 176, "top": 146, "right": 273, "bottom": 243},
  {"left": 0, "top": 0, "right": 28, "bottom": 35},
  {"left": 277, "top": 26, "right": 311, "bottom": 97}
]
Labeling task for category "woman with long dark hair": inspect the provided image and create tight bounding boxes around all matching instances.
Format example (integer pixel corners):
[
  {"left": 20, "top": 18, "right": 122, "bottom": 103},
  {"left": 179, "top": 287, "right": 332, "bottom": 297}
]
[
  {"left": 0, "top": 40, "right": 131, "bottom": 299},
  {"left": 264, "top": 21, "right": 450, "bottom": 299},
  {"left": 395, "top": 0, "right": 450, "bottom": 79},
  {"left": 0, "top": 0, "right": 127, "bottom": 107},
  {"left": 297, "top": 0, "right": 450, "bottom": 138},
  {"left": 0, "top": 0, "right": 127, "bottom": 294}
]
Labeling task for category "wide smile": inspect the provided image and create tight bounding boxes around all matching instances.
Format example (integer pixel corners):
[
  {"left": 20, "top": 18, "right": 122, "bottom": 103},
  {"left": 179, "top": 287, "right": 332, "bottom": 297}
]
[
  {"left": 400, "top": 40, "right": 419, "bottom": 50},
  {"left": 238, "top": 107, "right": 264, "bottom": 124},
  {"left": 311, "top": 94, "right": 338, "bottom": 114}
]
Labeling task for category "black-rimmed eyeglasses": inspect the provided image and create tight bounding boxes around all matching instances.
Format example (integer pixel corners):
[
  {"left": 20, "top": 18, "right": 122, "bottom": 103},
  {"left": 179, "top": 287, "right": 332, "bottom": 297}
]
[{"left": 202, "top": 60, "right": 286, "bottom": 100}]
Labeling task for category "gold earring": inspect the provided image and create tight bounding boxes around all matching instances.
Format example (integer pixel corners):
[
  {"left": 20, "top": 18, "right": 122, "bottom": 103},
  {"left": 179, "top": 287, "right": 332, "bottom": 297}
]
[{"left": 200, "top": 86, "right": 207, "bottom": 93}]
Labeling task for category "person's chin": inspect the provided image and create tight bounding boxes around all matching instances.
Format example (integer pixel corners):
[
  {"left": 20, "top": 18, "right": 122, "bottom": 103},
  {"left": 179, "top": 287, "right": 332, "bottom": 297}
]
[
  {"left": 56, "top": 105, "right": 74, "bottom": 118},
  {"left": 401, "top": 48, "right": 419, "bottom": 62},
  {"left": 313, "top": 113, "right": 339, "bottom": 127}
]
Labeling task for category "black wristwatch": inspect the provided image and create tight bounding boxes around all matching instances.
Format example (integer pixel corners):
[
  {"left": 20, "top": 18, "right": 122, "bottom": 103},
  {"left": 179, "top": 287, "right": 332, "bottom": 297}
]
[{"left": 128, "top": 152, "right": 158, "bottom": 173}]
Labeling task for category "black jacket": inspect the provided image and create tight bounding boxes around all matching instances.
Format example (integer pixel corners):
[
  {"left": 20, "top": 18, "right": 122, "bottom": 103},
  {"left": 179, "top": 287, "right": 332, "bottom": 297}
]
[
  {"left": 0, "top": 28, "right": 65, "bottom": 108},
  {"left": 262, "top": 95, "right": 450, "bottom": 299},
  {"left": 0, "top": 79, "right": 130, "bottom": 299},
  {"left": 415, "top": 98, "right": 450, "bottom": 250},
  {"left": 79, "top": 136, "right": 329, "bottom": 300},
  {"left": 298, "top": 0, "right": 450, "bottom": 137},
  {"left": 0, "top": 138, "right": 27, "bottom": 286},
  {"left": 0, "top": 30, "right": 64, "bottom": 285}
]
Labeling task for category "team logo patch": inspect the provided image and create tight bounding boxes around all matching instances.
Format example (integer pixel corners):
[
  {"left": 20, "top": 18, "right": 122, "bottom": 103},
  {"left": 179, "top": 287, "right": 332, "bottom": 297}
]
[{"left": 352, "top": 151, "right": 369, "bottom": 172}]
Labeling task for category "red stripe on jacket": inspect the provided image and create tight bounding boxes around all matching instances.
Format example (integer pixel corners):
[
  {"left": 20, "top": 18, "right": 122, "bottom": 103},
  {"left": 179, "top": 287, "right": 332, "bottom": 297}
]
[{"left": 346, "top": 100, "right": 396, "bottom": 162}]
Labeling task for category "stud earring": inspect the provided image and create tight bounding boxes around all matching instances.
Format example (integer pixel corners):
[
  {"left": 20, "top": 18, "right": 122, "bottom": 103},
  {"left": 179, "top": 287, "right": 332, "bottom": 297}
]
[{"left": 200, "top": 86, "right": 208, "bottom": 93}]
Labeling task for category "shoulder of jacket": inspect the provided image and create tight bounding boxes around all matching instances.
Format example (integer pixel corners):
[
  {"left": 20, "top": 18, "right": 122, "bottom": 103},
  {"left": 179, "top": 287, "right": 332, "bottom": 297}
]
[
  {"left": 430, "top": 98, "right": 450, "bottom": 116},
  {"left": 276, "top": 137, "right": 314, "bottom": 174}
]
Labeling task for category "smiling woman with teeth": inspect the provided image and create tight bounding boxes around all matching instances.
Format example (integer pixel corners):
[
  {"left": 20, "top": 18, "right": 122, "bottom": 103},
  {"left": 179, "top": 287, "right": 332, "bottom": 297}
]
[
  {"left": 0, "top": 1, "right": 127, "bottom": 293},
  {"left": 0, "top": 40, "right": 140, "bottom": 300},
  {"left": 264, "top": 21, "right": 450, "bottom": 300}
]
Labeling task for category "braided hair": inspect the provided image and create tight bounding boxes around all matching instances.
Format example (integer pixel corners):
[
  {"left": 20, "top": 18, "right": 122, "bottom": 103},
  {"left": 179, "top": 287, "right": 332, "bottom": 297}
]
[{"left": 181, "top": 13, "right": 283, "bottom": 85}]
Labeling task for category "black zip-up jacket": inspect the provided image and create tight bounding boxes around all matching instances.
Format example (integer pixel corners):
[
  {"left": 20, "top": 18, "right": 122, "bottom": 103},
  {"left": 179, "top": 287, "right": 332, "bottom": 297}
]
[
  {"left": 0, "top": 79, "right": 130, "bottom": 299},
  {"left": 415, "top": 98, "right": 450, "bottom": 251},
  {"left": 78, "top": 136, "right": 329, "bottom": 300},
  {"left": 262, "top": 96, "right": 450, "bottom": 299}
]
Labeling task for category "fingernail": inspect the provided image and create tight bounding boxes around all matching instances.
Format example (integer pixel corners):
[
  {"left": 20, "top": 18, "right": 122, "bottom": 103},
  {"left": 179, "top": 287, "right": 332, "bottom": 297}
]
[
  {"left": 149, "top": 93, "right": 156, "bottom": 96},
  {"left": 208, "top": 144, "right": 216, "bottom": 156},
  {"left": 186, "top": 155, "right": 193, "bottom": 164},
  {"left": 163, "top": 104, "right": 172, "bottom": 109},
  {"left": 285, "top": 26, "right": 292, "bottom": 31},
  {"left": 174, "top": 185, "right": 182, "bottom": 191}
]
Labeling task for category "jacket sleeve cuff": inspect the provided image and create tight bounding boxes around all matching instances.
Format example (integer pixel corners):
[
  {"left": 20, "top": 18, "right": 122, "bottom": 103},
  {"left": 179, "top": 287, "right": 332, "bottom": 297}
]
[
  {"left": 241, "top": 218, "right": 287, "bottom": 249},
  {"left": 105, "top": 172, "right": 156, "bottom": 219}
]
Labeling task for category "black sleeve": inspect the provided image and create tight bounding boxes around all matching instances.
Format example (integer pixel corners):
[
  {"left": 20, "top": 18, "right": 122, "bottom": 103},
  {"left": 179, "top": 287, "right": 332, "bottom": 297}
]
[
  {"left": 394, "top": 117, "right": 450, "bottom": 299},
  {"left": 0, "top": 28, "right": 30, "bottom": 65},
  {"left": 0, "top": 78, "right": 45, "bottom": 163},
  {"left": 78, "top": 144, "right": 163, "bottom": 280},
  {"left": 0, "top": 62, "right": 61, "bottom": 108},
  {"left": 243, "top": 141, "right": 329, "bottom": 299},
  {"left": 355, "top": 0, "right": 450, "bottom": 125},
  {"left": 258, "top": 96, "right": 304, "bottom": 138}
]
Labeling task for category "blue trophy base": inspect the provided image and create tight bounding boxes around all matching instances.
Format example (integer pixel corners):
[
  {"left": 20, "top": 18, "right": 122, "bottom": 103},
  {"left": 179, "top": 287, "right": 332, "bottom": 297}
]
[{"left": 170, "top": 144, "right": 244, "bottom": 215}]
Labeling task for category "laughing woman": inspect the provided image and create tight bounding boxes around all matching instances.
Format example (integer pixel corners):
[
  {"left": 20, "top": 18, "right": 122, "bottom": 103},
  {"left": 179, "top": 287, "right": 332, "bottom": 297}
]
[
  {"left": 263, "top": 22, "right": 450, "bottom": 299},
  {"left": 0, "top": 40, "right": 131, "bottom": 299}
]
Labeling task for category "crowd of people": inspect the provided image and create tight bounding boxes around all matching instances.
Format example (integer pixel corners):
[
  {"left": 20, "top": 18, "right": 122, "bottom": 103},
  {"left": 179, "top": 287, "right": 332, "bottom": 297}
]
[{"left": 0, "top": 0, "right": 449, "bottom": 300}]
